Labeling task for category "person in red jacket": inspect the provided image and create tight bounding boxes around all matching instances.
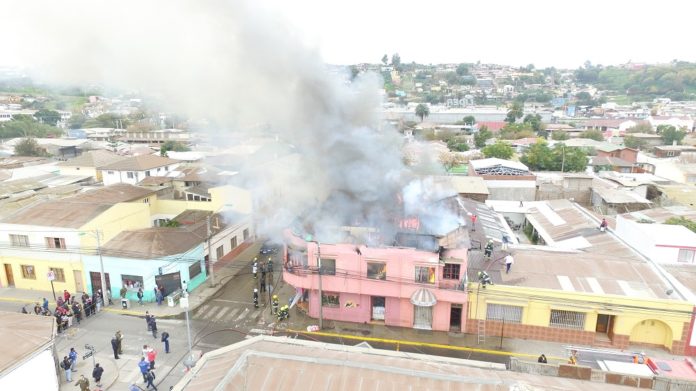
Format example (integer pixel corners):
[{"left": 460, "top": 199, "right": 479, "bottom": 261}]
[{"left": 147, "top": 348, "right": 157, "bottom": 370}]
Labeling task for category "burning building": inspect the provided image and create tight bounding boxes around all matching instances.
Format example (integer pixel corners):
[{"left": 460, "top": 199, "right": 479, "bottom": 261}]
[{"left": 282, "top": 191, "right": 470, "bottom": 332}]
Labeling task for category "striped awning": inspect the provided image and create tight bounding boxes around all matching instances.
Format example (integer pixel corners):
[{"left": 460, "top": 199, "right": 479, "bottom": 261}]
[{"left": 410, "top": 288, "right": 437, "bottom": 307}]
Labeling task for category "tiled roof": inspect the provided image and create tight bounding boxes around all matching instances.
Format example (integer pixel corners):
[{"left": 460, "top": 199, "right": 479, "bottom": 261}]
[
  {"left": 0, "top": 312, "right": 55, "bottom": 376},
  {"left": 98, "top": 154, "right": 178, "bottom": 171},
  {"left": 56, "top": 150, "right": 127, "bottom": 168}
]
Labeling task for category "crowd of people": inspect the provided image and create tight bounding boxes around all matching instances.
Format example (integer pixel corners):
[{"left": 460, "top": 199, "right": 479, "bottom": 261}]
[{"left": 22, "top": 289, "right": 109, "bottom": 334}]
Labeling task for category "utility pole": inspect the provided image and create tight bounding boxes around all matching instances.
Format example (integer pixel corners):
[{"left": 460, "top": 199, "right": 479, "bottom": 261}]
[
  {"left": 206, "top": 215, "right": 215, "bottom": 287},
  {"left": 561, "top": 145, "right": 566, "bottom": 172},
  {"left": 316, "top": 242, "right": 323, "bottom": 330},
  {"left": 96, "top": 230, "right": 107, "bottom": 306}
]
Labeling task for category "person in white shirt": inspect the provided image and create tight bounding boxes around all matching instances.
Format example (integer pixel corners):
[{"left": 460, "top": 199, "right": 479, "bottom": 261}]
[{"left": 504, "top": 254, "right": 514, "bottom": 274}]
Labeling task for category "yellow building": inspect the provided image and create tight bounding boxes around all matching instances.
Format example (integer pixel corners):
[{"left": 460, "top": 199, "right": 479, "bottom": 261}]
[
  {"left": 471, "top": 199, "right": 696, "bottom": 354},
  {"left": 0, "top": 184, "right": 154, "bottom": 294}
]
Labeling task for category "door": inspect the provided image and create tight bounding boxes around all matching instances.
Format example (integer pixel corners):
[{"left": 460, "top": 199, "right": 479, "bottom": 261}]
[
  {"left": 73, "top": 270, "right": 84, "bottom": 293},
  {"left": 596, "top": 314, "right": 613, "bottom": 333},
  {"left": 450, "top": 304, "right": 463, "bottom": 332},
  {"left": 155, "top": 272, "right": 181, "bottom": 296},
  {"left": 4, "top": 264, "right": 14, "bottom": 287},
  {"left": 413, "top": 305, "right": 433, "bottom": 330},
  {"left": 371, "top": 296, "right": 385, "bottom": 321},
  {"left": 89, "top": 271, "right": 111, "bottom": 294}
]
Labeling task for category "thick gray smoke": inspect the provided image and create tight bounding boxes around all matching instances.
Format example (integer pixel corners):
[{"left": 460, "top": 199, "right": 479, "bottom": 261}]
[{"left": 3, "top": 0, "right": 457, "bottom": 243}]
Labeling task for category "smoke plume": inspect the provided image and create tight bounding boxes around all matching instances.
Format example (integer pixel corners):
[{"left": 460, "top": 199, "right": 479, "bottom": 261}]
[{"left": 3, "top": 0, "right": 457, "bottom": 243}]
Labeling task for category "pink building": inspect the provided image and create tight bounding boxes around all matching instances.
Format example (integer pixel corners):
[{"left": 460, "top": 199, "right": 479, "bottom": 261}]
[{"left": 283, "top": 229, "right": 469, "bottom": 332}]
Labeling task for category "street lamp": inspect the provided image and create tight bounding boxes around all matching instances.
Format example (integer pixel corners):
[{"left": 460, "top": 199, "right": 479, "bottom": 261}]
[{"left": 79, "top": 230, "right": 107, "bottom": 305}]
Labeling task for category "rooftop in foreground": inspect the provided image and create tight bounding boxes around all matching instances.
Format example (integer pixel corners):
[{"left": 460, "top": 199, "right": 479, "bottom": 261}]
[{"left": 174, "top": 336, "right": 631, "bottom": 391}]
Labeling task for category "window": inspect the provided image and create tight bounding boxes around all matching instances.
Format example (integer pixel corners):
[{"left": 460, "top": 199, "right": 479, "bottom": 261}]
[
  {"left": 486, "top": 304, "right": 523, "bottom": 323},
  {"left": 127, "top": 172, "right": 134, "bottom": 179},
  {"left": 49, "top": 267, "right": 66, "bottom": 282},
  {"left": 9, "top": 234, "right": 29, "bottom": 247},
  {"left": 321, "top": 293, "right": 340, "bottom": 307},
  {"left": 189, "top": 261, "right": 202, "bottom": 279},
  {"left": 21, "top": 265, "right": 36, "bottom": 279},
  {"left": 243, "top": 229, "right": 250, "bottom": 241},
  {"left": 415, "top": 266, "right": 435, "bottom": 284},
  {"left": 667, "top": 151, "right": 675, "bottom": 157},
  {"left": 678, "top": 249, "right": 696, "bottom": 263},
  {"left": 45, "top": 237, "right": 66, "bottom": 249},
  {"left": 142, "top": 198, "right": 149, "bottom": 204},
  {"left": 549, "top": 309, "right": 586, "bottom": 330},
  {"left": 216, "top": 245, "right": 224, "bottom": 259},
  {"left": 367, "top": 262, "right": 386, "bottom": 280},
  {"left": 165, "top": 166, "right": 169, "bottom": 171},
  {"left": 320, "top": 258, "right": 336, "bottom": 276},
  {"left": 145, "top": 170, "right": 151, "bottom": 177},
  {"left": 121, "top": 275, "right": 144, "bottom": 291},
  {"left": 443, "top": 263, "right": 460, "bottom": 280},
  {"left": 107, "top": 171, "right": 114, "bottom": 175},
  {"left": 230, "top": 237, "right": 238, "bottom": 249}
]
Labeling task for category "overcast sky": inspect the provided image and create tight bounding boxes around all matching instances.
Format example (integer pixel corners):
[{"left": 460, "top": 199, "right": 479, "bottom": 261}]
[
  {"left": 2, "top": 0, "right": 693, "bottom": 70},
  {"left": 261, "top": 0, "right": 695, "bottom": 68}
]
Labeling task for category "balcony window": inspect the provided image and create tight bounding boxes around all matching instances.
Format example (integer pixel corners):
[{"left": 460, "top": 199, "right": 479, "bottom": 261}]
[
  {"left": 21, "top": 265, "right": 36, "bottom": 279},
  {"left": 415, "top": 266, "right": 435, "bottom": 284},
  {"left": 367, "top": 262, "right": 386, "bottom": 280},
  {"left": 486, "top": 304, "right": 522, "bottom": 323},
  {"left": 45, "top": 237, "right": 66, "bottom": 249},
  {"left": 320, "top": 258, "right": 336, "bottom": 276},
  {"left": 443, "top": 263, "right": 460, "bottom": 280}
]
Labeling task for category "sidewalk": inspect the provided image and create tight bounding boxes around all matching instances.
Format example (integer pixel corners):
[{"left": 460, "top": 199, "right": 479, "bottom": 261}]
[{"left": 0, "top": 241, "right": 263, "bottom": 318}]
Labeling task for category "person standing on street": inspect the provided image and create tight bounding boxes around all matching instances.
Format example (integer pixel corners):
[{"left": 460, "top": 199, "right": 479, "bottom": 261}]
[
  {"left": 74, "top": 374, "right": 90, "bottom": 391},
  {"left": 137, "top": 288, "right": 144, "bottom": 305},
  {"left": 147, "top": 347, "right": 157, "bottom": 370},
  {"left": 111, "top": 336, "right": 119, "bottom": 359},
  {"left": 150, "top": 316, "right": 158, "bottom": 339},
  {"left": 156, "top": 290, "right": 163, "bottom": 306},
  {"left": 92, "top": 363, "right": 104, "bottom": 387},
  {"left": 116, "top": 330, "right": 124, "bottom": 355},
  {"left": 69, "top": 347, "right": 78, "bottom": 372},
  {"left": 42, "top": 297, "right": 49, "bottom": 312},
  {"left": 145, "top": 369, "right": 157, "bottom": 390},
  {"left": 61, "top": 356, "right": 72, "bottom": 382},
  {"left": 138, "top": 357, "right": 150, "bottom": 383},
  {"left": 120, "top": 286, "right": 127, "bottom": 299},
  {"left": 504, "top": 253, "right": 515, "bottom": 274},
  {"left": 161, "top": 331, "right": 170, "bottom": 354},
  {"left": 145, "top": 311, "right": 152, "bottom": 331}
]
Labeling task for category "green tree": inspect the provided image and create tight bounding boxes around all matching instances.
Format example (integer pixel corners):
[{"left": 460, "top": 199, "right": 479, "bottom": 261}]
[
  {"left": 456, "top": 64, "right": 469, "bottom": 76},
  {"left": 523, "top": 114, "right": 544, "bottom": 133},
  {"left": 482, "top": 141, "right": 514, "bottom": 159},
  {"left": 665, "top": 217, "right": 696, "bottom": 233},
  {"left": 381, "top": 54, "right": 388, "bottom": 65},
  {"left": 0, "top": 115, "right": 63, "bottom": 139},
  {"left": 462, "top": 116, "right": 476, "bottom": 126},
  {"left": 13, "top": 138, "right": 44, "bottom": 156},
  {"left": 83, "top": 113, "right": 129, "bottom": 129},
  {"left": 391, "top": 53, "right": 401, "bottom": 69},
  {"left": 34, "top": 109, "right": 61, "bottom": 126},
  {"left": 415, "top": 103, "right": 429, "bottom": 122},
  {"left": 551, "top": 132, "right": 569, "bottom": 141},
  {"left": 554, "top": 144, "right": 588, "bottom": 172},
  {"left": 446, "top": 139, "right": 469, "bottom": 152},
  {"left": 474, "top": 126, "right": 492, "bottom": 148},
  {"left": 499, "top": 123, "right": 535, "bottom": 140},
  {"left": 658, "top": 125, "right": 686, "bottom": 145},
  {"left": 505, "top": 102, "right": 524, "bottom": 124},
  {"left": 521, "top": 140, "right": 555, "bottom": 170},
  {"left": 626, "top": 122, "right": 654, "bottom": 134},
  {"left": 160, "top": 141, "right": 190, "bottom": 156},
  {"left": 67, "top": 113, "right": 87, "bottom": 129},
  {"left": 579, "top": 129, "right": 604, "bottom": 141},
  {"left": 624, "top": 135, "right": 647, "bottom": 149}
]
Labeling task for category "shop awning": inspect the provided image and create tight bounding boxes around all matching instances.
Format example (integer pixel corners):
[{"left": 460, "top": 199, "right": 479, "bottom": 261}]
[{"left": 410, "top": 288, "right": 437, "bottom": 307}]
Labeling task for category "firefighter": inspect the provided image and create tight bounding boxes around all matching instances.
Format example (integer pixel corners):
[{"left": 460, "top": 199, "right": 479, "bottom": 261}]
[
  {"left": 277, "top": 304, "right": 289, "bottom": 321},
  {"left": 484, "top": 240, "right": 494, "bottom": 259},
  {"left": 253, "top": 288, "right": 259, "bottom": 308},
  {"left": 271, "top": 295, "right": 279, "bottom": 315},
  {"left": 252, "top": 261, "right": 258, "bottom": 279},
  {"left": 478, "top": 271, "right": 493, "bottom": 288}
]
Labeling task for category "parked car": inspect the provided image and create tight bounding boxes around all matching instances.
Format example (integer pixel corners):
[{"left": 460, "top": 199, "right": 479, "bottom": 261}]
[{"left": 260, "top": 242, "right": 277, "bottom": 255}]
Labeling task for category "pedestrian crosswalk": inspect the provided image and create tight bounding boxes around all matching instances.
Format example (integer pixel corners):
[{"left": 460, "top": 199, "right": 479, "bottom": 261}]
[{"left": 193, "top": 303, "right": 263, "bottom": 324}]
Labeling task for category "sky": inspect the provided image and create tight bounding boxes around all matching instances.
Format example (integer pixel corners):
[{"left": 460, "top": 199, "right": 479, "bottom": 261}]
[
  {"left": 0, "top": 0, "right": 693, "bottom": 70},
  {"left": 258, "top": 0, "right": 695, "bottom": 68}
]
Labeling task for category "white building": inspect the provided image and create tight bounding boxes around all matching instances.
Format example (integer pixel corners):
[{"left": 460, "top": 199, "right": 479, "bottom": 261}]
[
  {"left": 98, "top": 155, "right": 180, "bottom": 186},
  {"left": 616, "top": 214, "right": 696, "bottom": 264},
  {"left": 648, "top": 115, "right": 694, "bottom": 132},
  {"left": 0, "top": 312, "right": 58, "bottom": 391}
]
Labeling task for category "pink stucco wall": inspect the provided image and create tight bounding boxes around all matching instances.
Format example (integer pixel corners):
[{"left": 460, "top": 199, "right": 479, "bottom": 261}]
[{"left": 283, "top": 234, "right": 469, "bottom": 331}]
